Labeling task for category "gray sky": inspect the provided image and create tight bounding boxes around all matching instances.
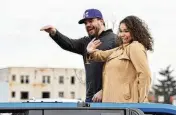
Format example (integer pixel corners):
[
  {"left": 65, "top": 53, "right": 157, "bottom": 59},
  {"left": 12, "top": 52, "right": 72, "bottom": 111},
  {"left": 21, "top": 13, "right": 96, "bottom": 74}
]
[{"left": 0, "top": 0, "right": 176, "bottom": 80}]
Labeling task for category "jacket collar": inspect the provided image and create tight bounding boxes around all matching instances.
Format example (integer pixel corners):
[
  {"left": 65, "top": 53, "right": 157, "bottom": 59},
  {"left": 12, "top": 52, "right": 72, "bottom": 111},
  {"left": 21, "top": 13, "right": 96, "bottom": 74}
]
[{"left": 118, "top": 43, "right": 130, "bottom": 49}]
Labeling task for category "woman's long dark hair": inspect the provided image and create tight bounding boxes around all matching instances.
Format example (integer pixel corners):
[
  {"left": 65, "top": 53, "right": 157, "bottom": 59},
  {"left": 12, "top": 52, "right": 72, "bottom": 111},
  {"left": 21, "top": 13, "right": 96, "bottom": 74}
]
[{"left": 118, "top": 16, "right": 154, "bottom": 51}]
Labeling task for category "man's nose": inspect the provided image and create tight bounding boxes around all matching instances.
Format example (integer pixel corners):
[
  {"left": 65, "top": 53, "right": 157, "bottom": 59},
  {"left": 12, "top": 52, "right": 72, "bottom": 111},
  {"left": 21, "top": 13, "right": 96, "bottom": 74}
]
[{"left": 85, "top": 22, "right": 91, "bottom": 27}]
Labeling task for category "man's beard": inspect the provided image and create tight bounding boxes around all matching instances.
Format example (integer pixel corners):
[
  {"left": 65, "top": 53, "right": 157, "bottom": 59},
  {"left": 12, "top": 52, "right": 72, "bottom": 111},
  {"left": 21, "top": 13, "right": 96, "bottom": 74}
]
[{"left": 88, "top": 27, "right": 99, "bottom": 39}]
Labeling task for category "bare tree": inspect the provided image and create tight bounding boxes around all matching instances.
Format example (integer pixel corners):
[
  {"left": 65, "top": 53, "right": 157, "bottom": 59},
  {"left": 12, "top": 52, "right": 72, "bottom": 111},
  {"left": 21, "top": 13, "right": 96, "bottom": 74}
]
[
  {"left": 105, "top": 13, "right": 118, "bottom": 32},
  {"left": 73, "top": 69, "right": 85, "bottom": 85}
]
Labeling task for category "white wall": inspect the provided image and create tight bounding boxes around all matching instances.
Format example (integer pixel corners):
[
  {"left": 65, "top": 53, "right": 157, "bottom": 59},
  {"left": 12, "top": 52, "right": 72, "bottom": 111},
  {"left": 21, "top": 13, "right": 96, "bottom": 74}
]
[{"left": 0, "top": 81, "right": 8, "bottom": 102}]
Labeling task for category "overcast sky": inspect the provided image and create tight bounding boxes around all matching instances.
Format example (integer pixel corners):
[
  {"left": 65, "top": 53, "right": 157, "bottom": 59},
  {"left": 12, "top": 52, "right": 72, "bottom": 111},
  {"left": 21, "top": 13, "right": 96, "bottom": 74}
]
[{"left": 0, "top": 0, "right": 176, "bottom": 81}]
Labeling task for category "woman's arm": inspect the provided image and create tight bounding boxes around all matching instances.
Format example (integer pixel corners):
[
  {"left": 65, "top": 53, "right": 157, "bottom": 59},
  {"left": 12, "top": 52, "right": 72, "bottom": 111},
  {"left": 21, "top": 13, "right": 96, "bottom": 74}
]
[
  {"left": 86, "top": 38, "right": 117, "bottom": 62},
  {"left": 130, "top": 42, "right": 151, "bottom": 102},
  {"left": 88, "top": 48, "right": 117, "bottom": 62}
]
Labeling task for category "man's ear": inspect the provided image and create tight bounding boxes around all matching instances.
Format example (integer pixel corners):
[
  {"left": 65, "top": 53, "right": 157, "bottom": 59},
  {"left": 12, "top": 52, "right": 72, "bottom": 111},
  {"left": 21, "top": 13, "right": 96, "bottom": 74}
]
[{"left": 100, "top": 19, "right": 105, "bottom": 26}]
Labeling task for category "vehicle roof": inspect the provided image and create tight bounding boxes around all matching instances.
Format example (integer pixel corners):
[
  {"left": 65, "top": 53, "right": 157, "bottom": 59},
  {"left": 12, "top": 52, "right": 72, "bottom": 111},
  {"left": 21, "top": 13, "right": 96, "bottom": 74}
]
[{"left": 0, "top": 102, "right": 175, "bottom": 114}]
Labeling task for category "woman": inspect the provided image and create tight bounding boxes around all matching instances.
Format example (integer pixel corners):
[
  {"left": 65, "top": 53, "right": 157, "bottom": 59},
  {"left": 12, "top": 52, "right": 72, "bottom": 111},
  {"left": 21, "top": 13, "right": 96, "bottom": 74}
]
[{"left": 87, "top": 16, "right": 154, "bottom": 103}]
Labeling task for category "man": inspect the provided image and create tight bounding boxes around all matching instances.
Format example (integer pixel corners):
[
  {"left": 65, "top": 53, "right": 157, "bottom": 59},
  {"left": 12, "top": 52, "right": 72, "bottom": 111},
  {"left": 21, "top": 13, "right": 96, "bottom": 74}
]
[{"left": 40, "top": 9, "right": 117, "bottom": 102}]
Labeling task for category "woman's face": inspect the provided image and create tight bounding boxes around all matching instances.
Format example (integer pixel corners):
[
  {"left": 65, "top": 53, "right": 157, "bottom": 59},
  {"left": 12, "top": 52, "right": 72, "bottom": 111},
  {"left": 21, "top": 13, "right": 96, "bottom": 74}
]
[{"left": 118, "top": 23, "right": 132, "bottom": 44}]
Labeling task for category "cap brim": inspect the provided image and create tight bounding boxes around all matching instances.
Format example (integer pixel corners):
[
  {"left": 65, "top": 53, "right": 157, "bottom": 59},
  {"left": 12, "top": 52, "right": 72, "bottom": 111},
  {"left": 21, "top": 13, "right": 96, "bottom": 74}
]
[{"left": 78, "top": 19, "right": 85, "bottom": 24}]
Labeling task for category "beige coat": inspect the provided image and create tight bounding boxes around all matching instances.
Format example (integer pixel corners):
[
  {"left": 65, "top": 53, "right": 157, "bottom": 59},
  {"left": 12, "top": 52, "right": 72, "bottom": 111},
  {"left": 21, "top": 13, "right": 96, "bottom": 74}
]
[{"left": 89, "top": 41, "right": 151, "bottom": 103}]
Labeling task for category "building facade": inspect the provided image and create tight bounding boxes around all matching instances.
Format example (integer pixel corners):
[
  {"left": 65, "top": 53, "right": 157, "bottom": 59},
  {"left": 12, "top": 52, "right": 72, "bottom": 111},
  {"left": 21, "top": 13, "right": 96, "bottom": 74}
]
[{"left": 0, "top": 67, "right": 86, "bottom": 102}]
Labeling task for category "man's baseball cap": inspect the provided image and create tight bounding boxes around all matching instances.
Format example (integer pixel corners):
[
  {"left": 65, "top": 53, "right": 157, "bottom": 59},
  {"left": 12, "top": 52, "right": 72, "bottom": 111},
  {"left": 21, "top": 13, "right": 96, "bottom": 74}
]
[{"left": 78, "top": 9, "right": 103, "bottom": 24}]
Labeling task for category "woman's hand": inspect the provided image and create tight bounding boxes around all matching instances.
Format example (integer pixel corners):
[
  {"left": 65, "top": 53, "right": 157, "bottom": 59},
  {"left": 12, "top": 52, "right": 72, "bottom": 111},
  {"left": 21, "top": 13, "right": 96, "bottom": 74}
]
[{"left": 87, "top": 38, "right": 102, "bottom": 53}]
